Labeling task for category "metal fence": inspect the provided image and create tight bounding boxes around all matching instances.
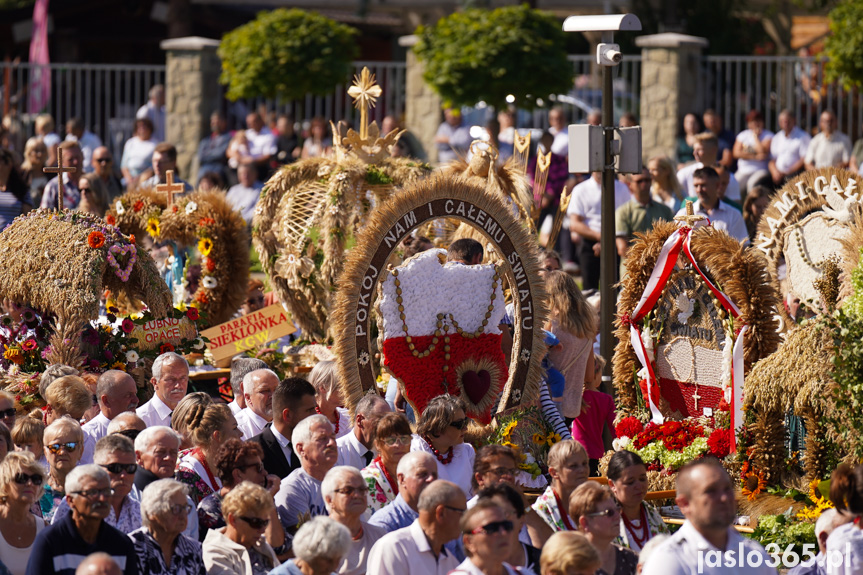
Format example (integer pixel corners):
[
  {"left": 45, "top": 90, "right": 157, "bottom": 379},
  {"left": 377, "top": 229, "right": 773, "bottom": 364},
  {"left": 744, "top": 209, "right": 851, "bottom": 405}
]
[{"left": 699, "top": 56, "right": 863, "bottom": 141}]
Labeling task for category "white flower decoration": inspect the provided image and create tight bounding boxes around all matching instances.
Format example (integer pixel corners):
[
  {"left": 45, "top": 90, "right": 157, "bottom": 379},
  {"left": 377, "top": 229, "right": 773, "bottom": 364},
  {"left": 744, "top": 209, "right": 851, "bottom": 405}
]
[
  {"left": 511, "top": 389, "right": 522, "bottom": 403},
  {"left": 636, "top": 366, "right": 649, "bottom": 381},
  {"left": 8, "top": 365, "right": 18, "bottom": 376},
  {"left": 676, "top": 292, "right": 695, "bottom": 325},
  {"left": 612, "top": 436, "right": 631, "bottom": 451},
  {"left": 328, "top": 205, "right": 339, "bottom": 216},
  {"left": 317, "top": 165, "right": 332, "bottom": 177},
  {"left": 640, "top": 325, "right": 655, "bottom": 362},
  {"left": 335, "top": 172, "right": 348, "bottom": 181},
  {"left": 520, "top": 348, "right": 531, "bottom": 363},
  {"left": 115, "top": 201, "right": 125, "bottom": 215},
  {"left": 202, "top": 276, "right": 218, "bottom": 289},
  {"left": 720, "top": 331, "right": 733, "bottom": 402},
  {"left": 125, "top": 350, "right": 139, "bottom": 364},
  {"left": 193, "top": 338, "right": 206, "bottom": 350},
  {"left": 185, "top": 201, "right": 198, "bottom": 215},
  {"left": 358, "top": 350, "right": 370, "bottom": 366}
]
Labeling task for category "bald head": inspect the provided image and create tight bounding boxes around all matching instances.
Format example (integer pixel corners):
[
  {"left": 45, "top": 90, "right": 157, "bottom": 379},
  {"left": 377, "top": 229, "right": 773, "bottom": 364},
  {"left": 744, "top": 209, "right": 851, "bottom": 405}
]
[
  {"left": 107, "top": 412, "right": 146, "bottom": 435},
  {"left": 75, "top": 553, "right": 121, "bottom": 575},
  {"left": 418, "top": 480, "right": 464, "bottom": 513}
]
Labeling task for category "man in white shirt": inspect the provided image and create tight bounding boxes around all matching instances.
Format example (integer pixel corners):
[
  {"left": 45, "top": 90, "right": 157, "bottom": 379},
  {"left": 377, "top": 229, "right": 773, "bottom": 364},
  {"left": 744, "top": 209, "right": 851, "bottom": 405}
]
[
  {"left": 245, "top": 112, "right": 277, "bottom": 174},
  {"left": 367, "top": 480, "right": 465, "bottom": 575},
  {"left": 236, "top": 369, "right": 280, "bottom": 439},
  {"left": 676, "top": 167, "right": 749, "bottom": 245},
  {"left": 677, "top": 133, "right": 741, "bottom": 202},
  {"left": 226, "top": 163, "right": 263, "bottom": 225},
  {"left": 336, "top": 394, "right": 390, "bottom": 469},
  {"left": 567, "top": 171, "right": 630, "bottom": 291},
  {"left": 641, "top": 459, "right": 774, "bottom": 575},
  {"left": 65, "top": 117, "right": 103, "bottom": 174},
  {"left": 548, "top": 107, "right": 569, "bottom": 157},
  {"left": 228, "top": 357, "right": 268, "bottom": 416},
  {"left": 136, "top": 352, "right": 189, "bottom": 428},
  {"left": 805, "top": 110, "right": 851, "bottom": 170},
  {"left": 136, "top": 84, "right": 166, "bottom": 143},
  {"left": 769, "top": 109, "right": 810, "bottom": 186},
  {"left": 83, "top": 370, "right": 139, "bottom": 444}
]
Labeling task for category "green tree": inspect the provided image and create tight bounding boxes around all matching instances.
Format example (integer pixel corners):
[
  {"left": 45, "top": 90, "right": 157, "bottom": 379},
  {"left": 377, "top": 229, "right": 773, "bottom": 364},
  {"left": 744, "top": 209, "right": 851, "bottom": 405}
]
[
  {"left": 218, "top": 8, "right": 359, "bottom": 101},
  {"left": 413, "top": 5, "right": 573, "bottom": 110},
  {"left": 824, "top": 0, "right": 863, "bottom": 88}
]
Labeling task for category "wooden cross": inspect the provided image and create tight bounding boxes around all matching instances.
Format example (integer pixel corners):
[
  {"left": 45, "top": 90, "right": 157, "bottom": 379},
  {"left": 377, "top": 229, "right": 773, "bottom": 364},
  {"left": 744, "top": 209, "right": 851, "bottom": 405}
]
[
  {"left": 42, "top": 144, "right": 76, "bottom": 211},
  {"left": 155, "top": 170, "right": 184, "bottom": 208},
  {"left": 674, "top": 200, "right": 706, "bottom": 227}
]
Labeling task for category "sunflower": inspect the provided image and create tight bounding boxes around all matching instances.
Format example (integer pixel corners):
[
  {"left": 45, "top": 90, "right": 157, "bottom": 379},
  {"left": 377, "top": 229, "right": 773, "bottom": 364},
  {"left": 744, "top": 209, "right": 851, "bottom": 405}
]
[
  {"left": 198, "top": 238, "right": 213, "bottom": 257},
  {"left": 501, "top": 420, "right": 518, "bottom": 439},
  {"left": 146, "top": 218, "right": 161, "bottom": 238},
  {"left": 545, "top": 432, "right": 562, "bottom": 446},
  {"left": 741, "top": 470, "right": 767, "bottom": 501},
  {"left": 110, "top": 361, "right": 126, "bottom": 371},
  {"left": 532, "top": 433, "right": 546, "bottom": 445}
]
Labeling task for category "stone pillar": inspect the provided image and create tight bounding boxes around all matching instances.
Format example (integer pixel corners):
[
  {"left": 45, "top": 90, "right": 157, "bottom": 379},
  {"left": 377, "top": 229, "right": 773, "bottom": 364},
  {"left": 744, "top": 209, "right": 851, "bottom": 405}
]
[
  {"left": 636, "top": 33, "right": 709, "bottom": 162},
  {"left": 399, "top": 35, "right": 441, "bottom": 164},
  {"left": 160, "top": 36, "right": 222, "bottom": 185}
]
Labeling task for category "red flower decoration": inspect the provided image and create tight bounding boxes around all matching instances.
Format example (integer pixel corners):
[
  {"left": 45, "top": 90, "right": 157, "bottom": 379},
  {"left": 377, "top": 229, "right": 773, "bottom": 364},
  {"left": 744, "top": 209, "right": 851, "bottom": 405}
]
[
  {"left": 129, "top": 234, "right": 136, "bottom": 244},
  {"left": 186, "top": 308, "right": 199, "bottom": 321},
  {"left": 172, "top": 205, "right": 179, "bottom": 213},
  {"left": 133, "top": 200, "right": 144, "bottom": 212},
  {"left": 199, "top": 217, "right": 215, "bottom": 227},
  {"left": 21, "top": 339, "right": 37, "bottom": 351},
  {"left": 204, "top": 258, "right": 215, "bottom": 273},
  {"left": 121, "top": 318, "right": 135, "bottom": 333},
  {"left": 197, "top": 292, "right": 209, "bottom": 305},
  {"left": 615, "top": 416, "right": 644, "bottom": 439},
  {"left": 159, "top": 343, "right": 175, "bottom": 354},
  {"left": 707, "top": 428, "right": 732, "bottom": 459},
  {"left": 106, "top": 214, "right": 116, "bottom": 226},
  {"left": 87, "top": 231, "right": 106, "bottom": 249}
]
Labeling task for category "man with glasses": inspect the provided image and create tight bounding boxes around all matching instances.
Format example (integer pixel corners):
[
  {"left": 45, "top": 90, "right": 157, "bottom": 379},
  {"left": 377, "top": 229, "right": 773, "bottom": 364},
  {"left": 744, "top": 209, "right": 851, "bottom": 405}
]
[
  {"left": 137, "top": 352, "right": 189, "bottom": 428},
  {"left": 236, "top": 369, "right": 280, "bottom": 439},
  {"left": 322, "top": 466, "right": 387, "bottom": 574},
  {"left": 367, "top": 479, "right": 465, "bottom": 575},
  {"left": 83, "top": 370, "right": 139, "bottom": 444},
  {"left": 51, "top": 434, "right": 141, "bottom": 534},
  {"left": 26, "top": 464, "right": 138, "bottom": 575},
  {"left": 455, "top": 499, "right": 519, "bottom": 575},
  {"left": 615, "top": 167, "right": 674, "bottom": 277},
  {"left": 336, "top": 394, "right": 390, "bottom": 469},
  {"left": 90, "top": 147, "right": 123, "bottom": 200}
]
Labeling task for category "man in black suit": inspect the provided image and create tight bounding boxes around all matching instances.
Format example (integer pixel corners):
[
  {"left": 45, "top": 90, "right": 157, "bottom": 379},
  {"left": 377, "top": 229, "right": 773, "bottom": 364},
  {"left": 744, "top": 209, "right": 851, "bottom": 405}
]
[{"left": 252, "top": 377, "right": 317, "bottom": 479}]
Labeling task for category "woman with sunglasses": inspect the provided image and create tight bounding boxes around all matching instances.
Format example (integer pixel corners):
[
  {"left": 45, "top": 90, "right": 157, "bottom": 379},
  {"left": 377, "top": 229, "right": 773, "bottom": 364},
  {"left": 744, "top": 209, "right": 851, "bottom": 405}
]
[
  {"left": 411, "top": 395, "right": 475, "bottom": 497},
  {"left": 477, "top": 483, "right": 543, "bottom": 574},
  {"left": 569, "top": 482, "right": 637, "bottom": 575},
  {"left": 455, "top": 499, "right": 520, "bottom": 575},
  {"left": 202, "top": 481, "right": 280, "bottom": 575},
  {"left": 40, "top": 417, "right": 83, "bottom": 522},
  {"left": 130, "top": 478, "right": 205, "bottom": 575},
  {"left": 197, "top": 439, "right": 285, "bottom": 553},
  {"left": 0, "top": 452, "right": 46, "bottom": 575},
  {"left": 361, "top": 413, "right": 412, "bottom": 514}
]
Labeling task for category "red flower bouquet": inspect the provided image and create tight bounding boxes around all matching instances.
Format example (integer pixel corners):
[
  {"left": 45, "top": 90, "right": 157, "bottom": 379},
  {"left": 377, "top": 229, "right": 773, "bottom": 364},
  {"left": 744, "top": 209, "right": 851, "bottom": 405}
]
[
  {"left": 707, "top": 428, "right": 732, "bottom": 458},
  {"left": 615, "top": 416, "right": 644, "bottom": 439}
]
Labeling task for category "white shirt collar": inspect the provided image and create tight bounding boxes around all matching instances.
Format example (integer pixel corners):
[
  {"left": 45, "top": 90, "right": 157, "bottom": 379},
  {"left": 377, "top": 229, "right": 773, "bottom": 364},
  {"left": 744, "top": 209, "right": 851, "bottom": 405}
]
[
  {"left": 409, "top": 519, "right": 433, "bottom": 554},
  {"left": 271, "top": 425, "right": 291, "bottom": 448},
  {"left": 148, "top": 394, "right": 173, "bottom": 420},
  {"left": 677, "top": 519, "right": 744, "bottom": 552},
  {"left": 243, "top": 408, "right": 269, "bottom": 429}
]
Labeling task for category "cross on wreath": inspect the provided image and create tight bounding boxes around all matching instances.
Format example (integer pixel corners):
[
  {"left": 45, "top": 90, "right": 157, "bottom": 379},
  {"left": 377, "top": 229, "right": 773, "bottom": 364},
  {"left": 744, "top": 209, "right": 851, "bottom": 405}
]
[
  {"left": 42, "top": 144, "right": 77, "bottom": 211},
  {"left": 674, "top": 200, "right": 706, "bottom": 228},
  {"left": 155, "top": 170, "right": 184, "bottom": 208}
]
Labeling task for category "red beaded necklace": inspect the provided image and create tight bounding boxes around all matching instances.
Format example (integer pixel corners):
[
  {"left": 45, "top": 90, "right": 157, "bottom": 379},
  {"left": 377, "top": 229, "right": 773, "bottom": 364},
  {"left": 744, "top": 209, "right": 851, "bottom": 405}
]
[
  {"left": 375, "top": 455, "right": 399, "bottom": 496},
  {"left": 622, "top": 504, "right": 650, "bottom": 549},
  {"left": 316, "top": 406, "right": 340, "bottom": 435},
  {"left": 422, "top": 435, "right": 454, "bottom": 465},
  {"left": 352, "top": 525, "right": 364, "bottom": 541}
]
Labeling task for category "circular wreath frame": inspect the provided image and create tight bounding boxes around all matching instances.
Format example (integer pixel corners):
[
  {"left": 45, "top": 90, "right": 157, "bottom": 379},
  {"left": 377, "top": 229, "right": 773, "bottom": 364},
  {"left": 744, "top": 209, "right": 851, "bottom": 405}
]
[
  {"left": 613, "top": 220, "right": 781, "bottom": 413},
  {"left": 107, "top": 188, "right": 249, "bottom": 327},
  {"left": 332, "top": 173, "right": 547, "bottom": 417}
]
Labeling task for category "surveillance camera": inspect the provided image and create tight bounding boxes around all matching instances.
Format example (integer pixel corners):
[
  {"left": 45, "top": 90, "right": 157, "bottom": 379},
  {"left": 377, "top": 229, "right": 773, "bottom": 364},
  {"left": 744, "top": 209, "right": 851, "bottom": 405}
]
[{"left": 597, "top": 43, "right": 623, "bottom": 67}]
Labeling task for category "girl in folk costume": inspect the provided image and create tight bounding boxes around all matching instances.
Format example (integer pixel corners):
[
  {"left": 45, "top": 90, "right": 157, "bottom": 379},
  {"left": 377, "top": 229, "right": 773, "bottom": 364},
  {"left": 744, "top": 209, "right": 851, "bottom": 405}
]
[
  {"left": 531, "top": 440, "right": 590, "bottom": 532},
  {"left": 175, "top": 403, "right": 242, "bottom": 504},
  {"left": 606, "top": 451, "right": 668, "bottom": 552},
  {"left": 361, "top": 413, "right": 412, "bottom": 514},
  {"left": 544, "top": 271, "right": 596, "bottom": 426}
]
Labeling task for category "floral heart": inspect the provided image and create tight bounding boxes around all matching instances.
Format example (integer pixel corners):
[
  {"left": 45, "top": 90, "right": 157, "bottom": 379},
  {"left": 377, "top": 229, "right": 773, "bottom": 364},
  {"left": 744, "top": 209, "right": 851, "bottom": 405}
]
[
  {"left": 107, "top": 243, "right": 137, "bottom": 282},
  {"left": 462, "top": 369, "right": 491, "bottom": 406}
]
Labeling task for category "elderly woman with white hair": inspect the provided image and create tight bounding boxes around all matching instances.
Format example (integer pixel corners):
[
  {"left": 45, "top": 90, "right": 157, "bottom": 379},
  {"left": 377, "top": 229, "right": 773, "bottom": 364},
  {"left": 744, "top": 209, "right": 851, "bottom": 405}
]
[
  {"left": 310, "top": 361, "right": 351, "bottom": 439},
  {"left": 320, "top": 466, "right": 387, "bottom": 574},
  {"left": 129, "top": 479, "right": 205, "bottom": 575},
  {"left": 202, "top": 481, "right": 280, "bottom": 575},
  {"left": 268, "top": 516, "right": 351, "bottom": 575}
]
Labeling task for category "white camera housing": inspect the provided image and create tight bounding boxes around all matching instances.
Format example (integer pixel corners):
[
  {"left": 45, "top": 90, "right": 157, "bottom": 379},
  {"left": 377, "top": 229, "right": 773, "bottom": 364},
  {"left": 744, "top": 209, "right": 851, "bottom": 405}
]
[{"left": 597, "top": 43, "right": 622, "bottom": 66}]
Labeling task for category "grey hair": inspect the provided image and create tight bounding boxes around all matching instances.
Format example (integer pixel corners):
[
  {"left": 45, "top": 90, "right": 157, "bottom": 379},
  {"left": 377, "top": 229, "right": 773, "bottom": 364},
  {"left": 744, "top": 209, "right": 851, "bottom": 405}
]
[
  {"left": 309, "top": 360, "right": 338, "bottom": 394},
  {"left": 95, "top": 370, "right": 133, "bottom": 405},
  {"left": 417, "top": 480, "right": 462, "bottom": 512},
  {"left": 134, "top": 426, "right": 181, "bottom": 453},
  {"left": 94, "top": 434, "right": 134, "bottom": 463},
  {"left": 637, "top": 534, "right": 669, "bottom": 566},
  {"left": 140, "top": 478, "right": 189, "bottom": 528},
  {"left": 292, "top": 414, "right": 331, "bottom": 452},
  {"left": 39, "top": 364, "right": 78, "bottom": 398},
  {"left": 397, "top": 451, "right": 436, "bottom": 477},
  {"left": 292, "top": 516, "right": 351, "bottom": 564},
  {"left": 230, "top": 358, "right": 268, "bottom": 395},
  {"left": 152, "top": 352, "right": 189, "bottom": 380},
  {"left": 106, "top": 412, "right": 145, "bottom": 435},
  {"left": 321, "top": 466, "right": 363, "bottom": 512},
  {"left": 66, "top": 463, "right": 109, "bottom": 493},
  {"left": 355, "top": 393, "right": 389, "bottom": 421}
]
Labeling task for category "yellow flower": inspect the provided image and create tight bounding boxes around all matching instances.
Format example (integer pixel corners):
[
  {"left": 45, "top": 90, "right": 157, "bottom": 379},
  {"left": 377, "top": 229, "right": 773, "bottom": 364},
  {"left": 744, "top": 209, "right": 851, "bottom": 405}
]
[
  {"left": 198, "top": 238, "right": 213, "bottom": 257},
  {"left": 532, "top": 433, "right": 546, "bottom": 445},
  {"left": 110, "top": 361, "right": 126, "bottom": 372},
  {"left": 741, "top": 471, "right": 767, "bottom": 501},
  {"left": 3, "top": 347, "right": 23, "bottom": 365},
  {"left": 546, "top": 432, "right": 562, "bottom": 446},
  {"left": 501, "top": 420, "right": 518, "bottom": 439},
  {"left": 146, "top": 218, "right": 160, "bottom": 238}
]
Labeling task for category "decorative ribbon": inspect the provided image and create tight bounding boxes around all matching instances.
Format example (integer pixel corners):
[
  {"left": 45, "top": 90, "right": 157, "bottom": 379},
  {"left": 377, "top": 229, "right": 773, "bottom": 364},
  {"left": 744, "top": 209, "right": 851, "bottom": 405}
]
[{"left": 628, "top": 220, "right": 747, "bottom": 452}]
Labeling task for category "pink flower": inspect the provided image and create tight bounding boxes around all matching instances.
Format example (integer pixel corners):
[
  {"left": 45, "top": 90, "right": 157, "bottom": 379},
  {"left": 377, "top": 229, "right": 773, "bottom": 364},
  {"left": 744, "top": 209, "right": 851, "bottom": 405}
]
[{"left": 121, "top": 319, "right": 135, "bottom": 333}]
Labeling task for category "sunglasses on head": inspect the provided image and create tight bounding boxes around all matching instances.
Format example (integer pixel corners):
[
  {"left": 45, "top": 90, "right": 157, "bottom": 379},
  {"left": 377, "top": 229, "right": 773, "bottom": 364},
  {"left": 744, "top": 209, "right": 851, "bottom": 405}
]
[
  {"left": 449, "top": 418, "right": 468, "bottom": 431},
  {"left": 239, "top": 516, "right": 269, "bottom": 529},
  {"left": 47, "top": 442, "right": 79, "bottom": 454},
  {"left": 0, "top": 408, "right": 14, "bottom": 419},
  {"left": 13, "top": 473, "right": 43, "bottom": 486},
  {"left": 99, "top": 462, "right": 138, "bottom": 475},
  {"left": 467, "top": 520, "right": 514, "bottom": 535}
]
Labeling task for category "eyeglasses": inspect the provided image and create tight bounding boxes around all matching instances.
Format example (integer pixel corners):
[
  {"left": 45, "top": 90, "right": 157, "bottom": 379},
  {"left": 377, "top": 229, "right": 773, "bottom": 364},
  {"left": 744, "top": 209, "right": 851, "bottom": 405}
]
[
  {"left": 381, "top": 435, "right": 412, "bottom": 447},
  {"left": 486, "top": 466, "right": 517, "bottom": 477},
  {"left": 170, "top": 503, "right": 193, "bottom": 516},
  {"left": 71, "top": 487, "right": 115, "bottom": 499},
  {"left": 13, "top": 473, "right": 43, "bottom": 486},
  {"left": 334, "top": 485, "right": 369, "bottom": 497},
  {"left": 444, "top": 505, "right": 466, "bottom": 515},
  {"left": 236, "top": 462, "right": 265, "bottom": 475},
  {"left": 99, "top": 463, "right": 138, "bottom": 475},
  {"left": 449, "top": 418, "right": 468, "bottom": 431},
  {"left": 239, "top": 516, "right": 269, "bottom": 529},
  {"left": 0, "top": 408, "right": 14, "bottom": 419},
  {"left": 585, "top": 508, "right": 619, "bottom": 518},
  {"left": 79, "top": 186, "right": 91, "bottom": 192},
  {"left": 468, "top": 520, "right": 514, "bottom": 535},
  {"left": 95, "top": 158, "right": 111, "bottom": 164},
  {"left": 47, "top": 442, "right": 79, "bottom": 454}
]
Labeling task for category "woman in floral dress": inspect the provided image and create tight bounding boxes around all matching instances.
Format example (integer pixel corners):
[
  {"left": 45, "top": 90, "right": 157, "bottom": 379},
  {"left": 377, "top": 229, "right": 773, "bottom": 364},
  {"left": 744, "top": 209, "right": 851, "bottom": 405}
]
[
  {"left": 361, "top": 413, "right": 412, "bottom": 515},
  {"left": 531, "top": 439, "right": 590, "bottom": 532},
  {"left": 175, "top": 404, "right": 241, "bottom": 505}
]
